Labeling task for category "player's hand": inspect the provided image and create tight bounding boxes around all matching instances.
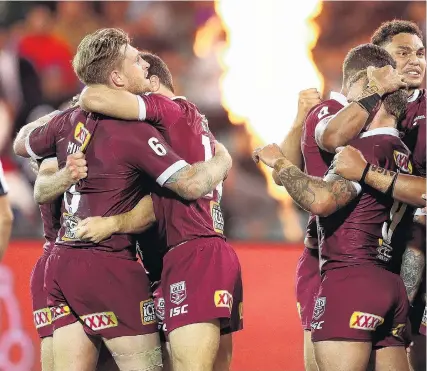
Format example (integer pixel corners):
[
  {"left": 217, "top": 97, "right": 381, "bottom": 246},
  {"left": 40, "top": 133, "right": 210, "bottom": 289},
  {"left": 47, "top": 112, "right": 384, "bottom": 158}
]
[
  {"left": 367, "top": 65, "right": 407, "bottom": 96},
  {"left": 65, "top": 152, "right": 88, "bottom": 184},
  {"left": 252, "top": 143, "right": 284, "bottom": 168},
  {"left": 332, "top": 146, "right": 367, "bottom": 181},
  {"left": 75, "top": 217, "right": 117, "bottom": 243},
  {"left": 297, "top": 88, "right": 322, "bottom": 120}
]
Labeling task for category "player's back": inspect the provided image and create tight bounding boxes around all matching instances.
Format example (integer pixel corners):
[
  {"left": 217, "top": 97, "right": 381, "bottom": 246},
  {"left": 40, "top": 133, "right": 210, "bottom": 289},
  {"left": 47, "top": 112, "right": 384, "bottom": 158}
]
[
  {"left": 44, "top": 108, "right": 156, "bottom": 256},
  {"left": 319, "top": 128, "right": 412, "bottom": 272},
  {"left": 301, "top": 97, "right": 345, "bottom": 246},
  {"left": 149, "top": 96, "right": 225, "bottom": 248}
]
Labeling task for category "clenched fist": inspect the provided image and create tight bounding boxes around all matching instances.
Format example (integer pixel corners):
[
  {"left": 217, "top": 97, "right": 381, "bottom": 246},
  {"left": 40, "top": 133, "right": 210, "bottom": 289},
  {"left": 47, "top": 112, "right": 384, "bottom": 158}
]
[
  {"left": 297, "top": 88, "right": 322, "bottom": 119},
  {"left": 367, "top": 65, "right": 407, "bottom": 96},
  {"left": 332, "top": 146, "right": 367, "bottom": 181},
  {"left": 65, "top": 152, "right": 88, "bottom": 184},
  {"left": 252, "top": 143, "right": 284, "bottom": 168}
]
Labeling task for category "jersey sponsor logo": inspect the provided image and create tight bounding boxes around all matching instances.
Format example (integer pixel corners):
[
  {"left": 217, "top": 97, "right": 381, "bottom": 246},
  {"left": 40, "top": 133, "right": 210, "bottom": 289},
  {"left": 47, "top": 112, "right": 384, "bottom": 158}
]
[
  {"left": 50, "top": 304, "right": 71, "bottom": 322},
  {"left": 210, "top": 201, "right": 224, "bottom": 234},
  {"left": 170, "top": 281, "right": 187, "bottom": 305},
  {"left": 140, "top": 299, "right": 156, "bottom": 325},
  {"left": 214, "top": 290, "right": 233, "bottom": 313},
  {"left": 33, "top": 308, "right": 52, "bottom": 329},
  {"left": 376, "top": 240, "right": 393, "bottom": 263},
  {"left": 74, "top": 122, "right": 91, "bottom": 151},
  {"left": 80, "top": 311, "right": 118, "bottom": 331},
  {"left": 313, "top": 297, "right": 326, "bottom": 320},
  {"left": 170, "top": 304, "right": 189, "bottom": 317},
  {"left": 391, "top": 323, "right": 406, "bottom": 338},
  {"left": 393, "top": 150, "right": 413, "bottom": 174},
  {"left": 413, "top": 115, "right": 425, "bottom": 126},
  {"left": 311, "top": 321, "right": 324, "bottom": 330},
  {"left": 349, "top": 311, "right": 384, "bottom": 331}
]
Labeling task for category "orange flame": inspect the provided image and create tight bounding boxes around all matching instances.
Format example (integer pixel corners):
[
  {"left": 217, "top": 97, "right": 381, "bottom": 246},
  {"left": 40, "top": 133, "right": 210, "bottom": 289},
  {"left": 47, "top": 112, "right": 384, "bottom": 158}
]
[{"left": 195, "top": 1, "right": 324, "bottom": 241}]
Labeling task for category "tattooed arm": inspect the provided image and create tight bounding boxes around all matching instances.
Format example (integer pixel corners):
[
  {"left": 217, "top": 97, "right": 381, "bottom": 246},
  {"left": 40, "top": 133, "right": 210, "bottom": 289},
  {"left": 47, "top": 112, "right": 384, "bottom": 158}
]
[
  {"left": 333, "top": 146, "right": 426, "bottom": 208},
  {"left": 253, "top": 143, "right": 359, "bottom": 217},
  {"left": 401, "top": 245, "right": 425, "bottom": 303},
  {"left": 164, "top": 142, "right": 232, "bottom": 201}
]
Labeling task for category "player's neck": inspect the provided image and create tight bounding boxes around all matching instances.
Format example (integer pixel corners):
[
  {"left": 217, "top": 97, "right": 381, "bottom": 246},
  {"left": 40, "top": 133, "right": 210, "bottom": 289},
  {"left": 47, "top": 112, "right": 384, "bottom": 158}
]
[
  {"left": 368, "top": 105, "right": 397, "bottom": 131},
  {"left": 153, "top": 85, "right": 175, "bottom": 99}
]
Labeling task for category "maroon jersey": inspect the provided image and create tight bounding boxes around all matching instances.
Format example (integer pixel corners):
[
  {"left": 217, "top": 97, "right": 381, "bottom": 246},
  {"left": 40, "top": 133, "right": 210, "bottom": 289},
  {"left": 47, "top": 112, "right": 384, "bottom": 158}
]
[
  {"left": 402, "top": 89, "right": 426, "bottom": 177},
  {"left": 318, "top": 128, "right": 413, "bottom": 272},
  {"left": 139, "top": 94, "right": 224, "bottom": 248},
  {"left": 26, "top": 108, "right": 187, "bottom": 258},
  {"left": 301, "top": 93, "right": 346, "bottom": 246}
]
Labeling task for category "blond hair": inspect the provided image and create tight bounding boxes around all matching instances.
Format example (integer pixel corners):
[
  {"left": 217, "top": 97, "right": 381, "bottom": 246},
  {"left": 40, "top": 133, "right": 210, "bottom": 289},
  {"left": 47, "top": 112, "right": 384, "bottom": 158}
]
[{"left": 72, "top": 28, "right": 130, "bottom": 85}]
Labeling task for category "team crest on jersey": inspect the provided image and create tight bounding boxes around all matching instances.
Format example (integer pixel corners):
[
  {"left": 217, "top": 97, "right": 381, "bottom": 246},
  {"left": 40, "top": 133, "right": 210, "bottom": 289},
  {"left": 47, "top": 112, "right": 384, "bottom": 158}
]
[
  {"left": 313, "top": 297, "right": 326, "bottom": 320},
  {"left": 210, "top": 201, "right": 224, "bottom": 234},
  {"left": 74, "top": 122, "right": 91, "bottom": 151},
  {"left": 61, "top": 212, "right": 81, "bottom": 241},
  {"left": 393, "top": 151, "right": 412, "bottom": 174},
  {"left": 170, "top": 281, "right": 187, "bottom": 305},
  {"left": 156, "top": 298, "right": 165, "bottom": 321}
]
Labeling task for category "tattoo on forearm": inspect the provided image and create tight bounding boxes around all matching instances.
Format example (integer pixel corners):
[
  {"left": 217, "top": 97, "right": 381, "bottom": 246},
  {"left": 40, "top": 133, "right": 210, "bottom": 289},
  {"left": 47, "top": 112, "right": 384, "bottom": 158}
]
[
  {"left": 276, "top": 165, "right": 357, "bottom": 213},
  {"left": 370, "top": 165, "right": 396, "bottom": 177},
  {"left": 401, "top": 248, "right": 425, "bottom": 303}
]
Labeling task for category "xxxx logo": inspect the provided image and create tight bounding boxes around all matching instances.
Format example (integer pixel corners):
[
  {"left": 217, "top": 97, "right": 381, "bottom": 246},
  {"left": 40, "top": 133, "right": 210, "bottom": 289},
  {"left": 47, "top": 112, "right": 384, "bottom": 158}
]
[
  {"left": 33, "top": 308, "right": 52, "bottom": 329},
  {"left": 214, "top": 290, "right": 233, "bottom": 313},
  {"left": 80, "top": 312, "right": 118, "bottom": 331},
  {"left": 349, "top": 311, "right": 384, "bottom": 331},
  {"left": 50, "top": 305, "right": 71, "bottom": 321}
]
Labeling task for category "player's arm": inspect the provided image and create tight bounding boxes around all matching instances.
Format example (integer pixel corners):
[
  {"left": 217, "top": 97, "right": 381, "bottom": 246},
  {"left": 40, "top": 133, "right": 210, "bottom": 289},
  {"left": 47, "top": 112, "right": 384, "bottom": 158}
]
[
  {"left": 253, "top": 144, "right": 359, "bottom": 217},
  {"left": 80, "top": 85, "right": 180, "bottom": 122},
  {"left": 34, "top": 154, "right": 88, "bottom": 204},
  {"left": 164, "top": 142, "right": 231, "bottom": 200},
  {"left": 13, "top": 110, "right": 61, "bottom": 158},
  {"left": 272, "top": 88, "right": 321, "bottom": 184},
  {"left": 75, "top": 195, "right": 155, "bottom": 243},
  {"left": 333, "top": 146, "right": 426, "bottom": 208},
  {"left": 315, "top": 66, "right": 406, "bottom": 153},
  {"left": 0, "top": 162, "right": 13, "bottom": 261}
]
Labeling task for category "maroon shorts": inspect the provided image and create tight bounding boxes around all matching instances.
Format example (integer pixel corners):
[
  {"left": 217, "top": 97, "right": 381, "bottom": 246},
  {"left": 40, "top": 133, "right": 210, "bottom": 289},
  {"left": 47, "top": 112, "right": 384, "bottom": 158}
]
[
  {"left": 153, "top": 284, "right": 167, "bottom": 342},
  {"left": 420, "top": 304, "right": 426, "bottom": 336},
  {"left": 30, "top": 251, "right": 53, "bottom": 338},
  {"left": 311, "top": 266, "right": 409, "bottom": 347},
  {"left": 45, "top": 247, "right": 157, "bottom": 339},
  {"left": 295, "top": 247, "right": 321, "bottom": 331},
  {"left": 161, "top": 237, "right": 243, "bottom": 335}
]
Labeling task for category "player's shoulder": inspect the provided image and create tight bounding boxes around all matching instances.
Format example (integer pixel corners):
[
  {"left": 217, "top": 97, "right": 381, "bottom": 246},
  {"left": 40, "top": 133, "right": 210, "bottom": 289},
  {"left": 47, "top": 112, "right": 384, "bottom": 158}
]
[{"left": 306, "top": 98, "right": 344, "bottom": 123}]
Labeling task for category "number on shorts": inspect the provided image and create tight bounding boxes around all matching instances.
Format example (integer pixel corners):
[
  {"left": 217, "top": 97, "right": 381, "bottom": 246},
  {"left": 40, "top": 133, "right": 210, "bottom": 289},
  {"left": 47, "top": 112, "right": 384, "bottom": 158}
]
[
  {"left": 382, "top": 200, "right": 407, "bottom": 244},
  {"left": 201, "top": 134, "right": 223, "bottom": 200},
  {"left": 148, "top": 137, "right": 167, "bottom": 156}
]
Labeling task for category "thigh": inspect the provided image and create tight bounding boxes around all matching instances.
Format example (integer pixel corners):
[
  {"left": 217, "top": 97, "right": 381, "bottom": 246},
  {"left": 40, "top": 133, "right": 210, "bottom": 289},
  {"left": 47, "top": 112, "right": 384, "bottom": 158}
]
[
  {"left": 169, "top": 320, "right": 221, "bottom": 371},
  {"left": 373, "top": 346, "right": 410, "bottom": 371},
  {"left": 41, "top": 336, "right": 54, "bottom": 371},
  {"left": 53, "top": 321, "right": 100, "bottom": 371},
  {"left": 213, "top": 334, "right": 233, "bottom": 371},
  {"left": 314, "top": 340, "right": 371, "bottom": 371},
  {"left": 56, "top": 250, "right": 157, "bottom": 339},
  {"left": 103, "top": 333, "right": 162, "bottom": 371},
  {"left": 303, "top": 330, "right": 317, "bottom": 371},
  {"left": 162, "top": 240, "right": 241, "bottom": 334}
]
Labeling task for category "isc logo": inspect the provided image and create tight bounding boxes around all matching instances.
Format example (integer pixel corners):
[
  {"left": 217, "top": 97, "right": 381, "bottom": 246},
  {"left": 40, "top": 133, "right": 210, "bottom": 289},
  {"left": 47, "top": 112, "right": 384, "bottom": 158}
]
[{"left": 170, "top": 304, "right": 189, "bottom": 317}]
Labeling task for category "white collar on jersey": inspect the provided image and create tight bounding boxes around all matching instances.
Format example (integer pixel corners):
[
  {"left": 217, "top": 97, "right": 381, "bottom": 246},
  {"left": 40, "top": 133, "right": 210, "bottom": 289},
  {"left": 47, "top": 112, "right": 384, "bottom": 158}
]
[
  {"left": 407, "top": 89, "right": 420, "bottom": 103},
  {"left": 171, "top": 96, "right": 187, "bottom": 100},
  {"left": 359, "top": 127, "right": 400, "bottom": 138},
  {"left": 330, "top": 91, "right": 349, "bottom": 106}
]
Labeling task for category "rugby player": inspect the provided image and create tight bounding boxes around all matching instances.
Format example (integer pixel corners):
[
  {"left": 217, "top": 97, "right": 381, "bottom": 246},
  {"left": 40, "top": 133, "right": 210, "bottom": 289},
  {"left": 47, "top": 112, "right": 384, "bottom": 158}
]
[
  {"left": 13, "top": 28, "right": 231, "bottom": 371},
  {"left": 254, "top": 61, "right": 411, "bottom": 371},
  {"left": 76, "top": 51, "right": 243, "bottom": 371}
]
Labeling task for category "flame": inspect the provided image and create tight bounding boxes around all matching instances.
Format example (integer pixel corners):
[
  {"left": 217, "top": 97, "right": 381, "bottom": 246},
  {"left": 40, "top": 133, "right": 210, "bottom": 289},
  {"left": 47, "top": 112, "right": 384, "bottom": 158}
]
[{"left": 196, "top": 1, "right": 323, "bottom": 241}]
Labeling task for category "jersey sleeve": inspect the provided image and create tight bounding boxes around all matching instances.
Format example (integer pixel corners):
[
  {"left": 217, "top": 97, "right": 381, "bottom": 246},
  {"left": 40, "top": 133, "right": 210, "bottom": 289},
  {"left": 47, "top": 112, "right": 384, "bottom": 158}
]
[
  {"left": 26, "top": 115, "right": 63, "bottom": 160},
  {"left": 129, "top": 123, "right": 189, "bottom": 186},
  {"left": 137, "top": 94, "right": 182, "bottom": 124},
  {"left": 0, "top": 160, "right": 9, "bottom": 196}
]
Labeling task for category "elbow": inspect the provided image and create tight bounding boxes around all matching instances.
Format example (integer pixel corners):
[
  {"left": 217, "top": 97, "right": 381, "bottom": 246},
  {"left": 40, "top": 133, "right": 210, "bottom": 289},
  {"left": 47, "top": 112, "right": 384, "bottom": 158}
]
[
  {"left": 34, "top": 186, "right": 49, "bottom": 204},
  {"left": 319, "top": 133, "right": 341, "bottom": 153},
  {"left": 310, "top": 200, "right": 335, "bottom": 218},
  {"left": 13, "top": 136, "right": 28, "bottom": 158}
]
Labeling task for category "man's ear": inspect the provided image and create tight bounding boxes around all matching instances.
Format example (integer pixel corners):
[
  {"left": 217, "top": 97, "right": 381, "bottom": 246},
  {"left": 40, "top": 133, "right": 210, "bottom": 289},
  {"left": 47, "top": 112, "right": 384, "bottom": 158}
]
[{"left": 150, "top": 75, "right": 161, "bottom": 92}]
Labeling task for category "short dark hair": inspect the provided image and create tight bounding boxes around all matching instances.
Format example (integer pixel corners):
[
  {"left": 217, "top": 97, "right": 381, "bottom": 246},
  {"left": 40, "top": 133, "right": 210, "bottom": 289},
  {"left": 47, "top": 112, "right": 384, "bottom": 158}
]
[
  {"left": 342, "top": 43, "right": 396, "bottom": 87},
  {"left": 139, "top": 52, "right": 175, "bottom": 93},
  {"left": 371, "top": 20, "right": 423, "bottom": 46}
]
